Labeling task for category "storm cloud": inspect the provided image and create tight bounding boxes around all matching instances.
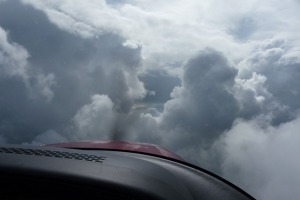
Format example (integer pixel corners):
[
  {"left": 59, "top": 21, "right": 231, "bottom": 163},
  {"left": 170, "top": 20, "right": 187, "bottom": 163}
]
[
  {"left": 1, "top": 0, "right": 300, "bottom": 199},
  {"left": 0, "top": 0, "right": 145, "bottom": 143}
]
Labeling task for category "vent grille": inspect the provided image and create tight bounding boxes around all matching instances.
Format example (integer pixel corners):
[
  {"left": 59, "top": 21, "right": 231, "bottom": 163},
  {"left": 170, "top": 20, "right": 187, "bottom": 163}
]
[{"left": 0, "top": 147, "right": 106, "bottom": 163}]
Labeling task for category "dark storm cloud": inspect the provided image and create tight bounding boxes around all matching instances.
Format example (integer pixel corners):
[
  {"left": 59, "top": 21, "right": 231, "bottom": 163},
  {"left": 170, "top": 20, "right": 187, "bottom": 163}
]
[
  {"left": 160, "top": 48, "right": 239, "bottom": 148},
  {"left": 0, "top": 0, "right": 145, "bottom": 143},
  {"left": 139, "top": 70, "right": 180, "bottom": 110}
]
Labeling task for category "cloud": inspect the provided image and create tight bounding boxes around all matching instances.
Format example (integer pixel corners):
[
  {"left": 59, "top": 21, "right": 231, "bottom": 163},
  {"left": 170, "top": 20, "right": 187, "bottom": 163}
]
[
  {"left": 21, "top": 0, "right": 254, "bottom": 71},
  {"left": 237, "top": 38, "right": 300, "bottom": 125},
  {"left": 217, "top": 116, "right": 300, "bottom": 200},
  {"left": 160, "top": 48, "right": 239, "bottom": 148},
  {"left": 30, "top": 129, "right": 67, "bottom": 145},
  {"left": 0, "top": 134, "right": 6, "bottom": 144},
  {"left": 139, "top": 70, "right": 180, "bottom": 109},
  {"left": 0, "top": 0, "right": 145, "bottom": 143},
  {"left": 1, "top": 0, "right": 300, "bottom": 199},
  {"left": 70, "top": 94, "right": 115, "bottom": 140},
  {"left": 0, "top": 27, "right": 29, "bottom": 78},
  {"left": 0, "top": 26, "right": 56, "bottom": 102}
]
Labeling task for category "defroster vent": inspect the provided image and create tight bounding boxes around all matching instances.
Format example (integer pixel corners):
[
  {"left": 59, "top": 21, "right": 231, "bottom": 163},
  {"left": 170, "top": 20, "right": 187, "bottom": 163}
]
[{"left": 0, "top": 147, "right": 106, "bottom": 163}]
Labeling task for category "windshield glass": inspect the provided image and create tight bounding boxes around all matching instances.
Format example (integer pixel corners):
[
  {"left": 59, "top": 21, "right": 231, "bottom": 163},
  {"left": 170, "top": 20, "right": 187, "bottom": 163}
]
[{"left": 1, "top": 0, "right": 300, "bottom": 199}]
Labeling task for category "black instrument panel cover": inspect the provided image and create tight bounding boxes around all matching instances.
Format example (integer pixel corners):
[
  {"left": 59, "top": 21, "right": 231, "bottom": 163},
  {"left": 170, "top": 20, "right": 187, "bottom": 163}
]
[{"left": 0, "top": 144, "right": 255, "bottom": 200}]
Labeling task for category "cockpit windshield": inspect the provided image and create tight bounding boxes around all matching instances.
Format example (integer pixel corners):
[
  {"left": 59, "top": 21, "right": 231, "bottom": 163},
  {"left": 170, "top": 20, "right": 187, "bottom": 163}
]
[{"left": 1, "top": 1, "right": 300, "bottom": 199}]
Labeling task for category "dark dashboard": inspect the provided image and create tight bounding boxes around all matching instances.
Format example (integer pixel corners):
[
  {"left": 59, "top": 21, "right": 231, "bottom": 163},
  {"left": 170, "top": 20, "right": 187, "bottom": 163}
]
[{"left": 0, "top": 144, "right": 254, "bottom": 200}]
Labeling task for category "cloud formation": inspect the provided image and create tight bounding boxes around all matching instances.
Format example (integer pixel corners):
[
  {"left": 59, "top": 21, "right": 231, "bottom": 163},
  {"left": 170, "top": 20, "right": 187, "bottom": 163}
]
[
  {"left": 0, "top": 26, "right": 55, "bottom": 101},
  {"left": 218, "top": 116, "right": 300, "bottom": 200},
  {"left": 160, "top": 48, "right": 239, "bottom": 147},
  {"left": 1, "top": 0, "right": 300, "bottom": 199},
  {"left": 71, "top": 94, "right": 115, "bottom": 140}
]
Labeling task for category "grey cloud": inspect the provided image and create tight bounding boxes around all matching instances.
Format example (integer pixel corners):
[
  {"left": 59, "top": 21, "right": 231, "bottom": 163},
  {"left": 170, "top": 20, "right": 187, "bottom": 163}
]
[
  {"left": 70, "top": 94, "right": 115, "bottom": 141},
  {"left": 216, "top": 116, "right": 300, "bottom": 200},
  {"left": 237, "top": 39, "right": 300, "bottom": 125},
  {"left": 160, "top": 48, "right": 239, "bottom": 148},
  {"left": 231, "top": 16, "right": 257, "bottom": 41},
  {"left": 0, "top": 134, "right": 6, "bottom": 144},
  {"left": 0, "top": 27, "right": 29, "bottom": 78},
  {"left": 124, "top": 111, "right": 163, "bottom": 144},
  {"left": 0, "top": 12, "right": 56, "bottom": 102},
  {"left": 21, "top": 0, "right": 115, "bottom": 38},
  {"left": 139, "top": 70, "right": 180, "bottom": 111},
  {"left": 0, "top": 0, "right": 145, "bottom": 143},
  {"left": 234, "top": 72, "right": 274, "bottom": 121},
  {"left": 1, "top": 1, "right": 300, "bottom": 199},
  {"left": 30, "top": 129, "right": 67, "bottom": 145}
]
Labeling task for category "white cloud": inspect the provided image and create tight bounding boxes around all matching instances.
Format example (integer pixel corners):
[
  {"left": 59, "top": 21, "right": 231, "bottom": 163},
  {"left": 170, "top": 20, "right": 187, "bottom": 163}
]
[
  {"left": 21, "top": 0, "right": 300, "bottom": 73},
  {"left": 31, "top": 73, "right": 56, "bottom": 102},
  {"left": 21, "top": 0, "right": 118, "bottom": 38},
  {"left": 19, "top": 0, "right": 248, "bottom": 72},
  {"left": 0, "top": 27, "right": 29, "bottom": 78},
  {"left": 71, "top": 94, "right": 115, "bottom": 140},
  {"left": 218, "top": 116, "right": 300, "bottom": 199},
  {"left": 0, "top": 26, "right": 56, "bottom": 101}
]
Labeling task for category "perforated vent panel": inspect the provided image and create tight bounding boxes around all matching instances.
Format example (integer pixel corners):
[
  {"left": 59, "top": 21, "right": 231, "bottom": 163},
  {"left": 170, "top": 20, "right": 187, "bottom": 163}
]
[{"left": 0, "top": 147, "right": 106, "bottom": 163}]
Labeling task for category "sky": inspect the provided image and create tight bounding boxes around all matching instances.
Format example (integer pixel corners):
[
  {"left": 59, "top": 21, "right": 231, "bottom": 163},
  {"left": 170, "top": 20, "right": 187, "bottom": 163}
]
[{"left": 1, "top": 0, "right": 300, "bottom": 199}]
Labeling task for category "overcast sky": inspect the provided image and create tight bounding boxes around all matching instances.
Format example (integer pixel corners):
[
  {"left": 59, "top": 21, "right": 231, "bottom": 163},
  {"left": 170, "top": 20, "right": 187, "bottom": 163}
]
[{"left": 1, "top": 0, "right": 300, "bottom": 199}]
